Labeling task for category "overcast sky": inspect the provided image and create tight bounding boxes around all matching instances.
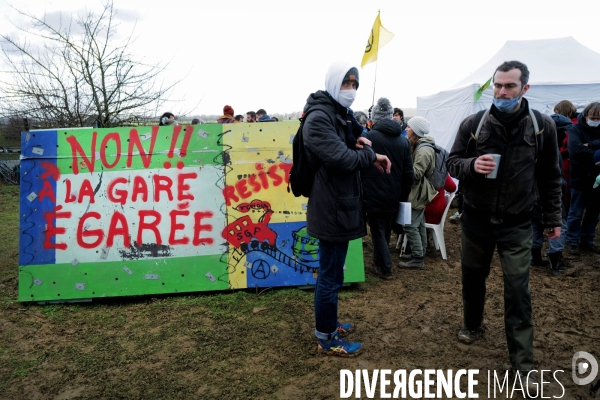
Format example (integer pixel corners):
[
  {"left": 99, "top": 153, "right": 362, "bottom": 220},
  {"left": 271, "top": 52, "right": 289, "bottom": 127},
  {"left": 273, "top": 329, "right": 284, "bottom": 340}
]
[{"left": 2, "top": 0, "right": 600, "bottom": 117}]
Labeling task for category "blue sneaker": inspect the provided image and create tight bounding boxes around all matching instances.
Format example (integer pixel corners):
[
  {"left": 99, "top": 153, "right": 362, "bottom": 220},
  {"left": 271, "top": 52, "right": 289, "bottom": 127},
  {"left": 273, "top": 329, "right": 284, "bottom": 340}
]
[
  {"left": 318, "top": 334, "right": 362, "bottom": 357},
  {"left": 336, "top": 322, "right": 355, "bottom": 337}
]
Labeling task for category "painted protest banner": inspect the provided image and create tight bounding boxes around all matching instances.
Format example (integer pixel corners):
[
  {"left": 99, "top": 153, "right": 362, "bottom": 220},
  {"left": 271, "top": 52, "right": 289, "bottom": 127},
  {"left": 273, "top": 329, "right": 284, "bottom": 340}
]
[{"left": 18, "top": 122, "right": 365, "bottom": 301}]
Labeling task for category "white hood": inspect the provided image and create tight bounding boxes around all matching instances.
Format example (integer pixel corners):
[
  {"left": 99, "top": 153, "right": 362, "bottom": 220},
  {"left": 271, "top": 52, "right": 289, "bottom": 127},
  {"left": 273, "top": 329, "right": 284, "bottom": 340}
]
[{"left": 325, "top": 61, "right": 356, "bottom": 104}]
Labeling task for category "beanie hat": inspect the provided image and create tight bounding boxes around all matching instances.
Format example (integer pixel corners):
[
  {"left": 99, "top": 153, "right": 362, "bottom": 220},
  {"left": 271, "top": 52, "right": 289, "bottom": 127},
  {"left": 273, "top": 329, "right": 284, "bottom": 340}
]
[
  {"left": 223, "top": 105, "right": 234, "bottom": 116},
  {"left": 343, "top": 67, "right": 359, "bottom": 89},
  {"left": 408, "top": 116, "right": 430, "bottom": 137},
  {"left": 371, "top": 97, "right": 394, "bottom": 123}
]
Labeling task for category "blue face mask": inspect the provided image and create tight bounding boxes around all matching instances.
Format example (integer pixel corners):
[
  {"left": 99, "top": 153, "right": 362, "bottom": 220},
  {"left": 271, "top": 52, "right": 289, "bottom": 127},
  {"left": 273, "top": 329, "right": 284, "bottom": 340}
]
[{"left": 492, "top": 96, "right": 520, "bottom": 113}]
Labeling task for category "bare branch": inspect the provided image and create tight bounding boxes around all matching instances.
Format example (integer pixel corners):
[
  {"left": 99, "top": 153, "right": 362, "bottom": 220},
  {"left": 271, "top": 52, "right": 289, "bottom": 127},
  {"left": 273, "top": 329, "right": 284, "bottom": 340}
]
[{"left": 0, "top": 0, "right": 180, "bottom": 127}]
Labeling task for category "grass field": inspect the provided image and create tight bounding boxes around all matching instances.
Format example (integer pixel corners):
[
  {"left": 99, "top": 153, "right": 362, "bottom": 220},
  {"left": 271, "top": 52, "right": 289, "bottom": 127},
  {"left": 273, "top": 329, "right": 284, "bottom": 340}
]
[
  {"left": 0, "top": 184, "right": 373, "bottom": 399},
  {"left": 1, "top": 183, "right": 599, "bottom": 399}
]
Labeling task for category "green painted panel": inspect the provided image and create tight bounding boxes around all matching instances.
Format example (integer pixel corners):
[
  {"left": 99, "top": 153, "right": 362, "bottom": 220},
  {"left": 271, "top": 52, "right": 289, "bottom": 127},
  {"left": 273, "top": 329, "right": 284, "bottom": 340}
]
[{"left": 18, "top": 254, "right": 229, "bottom": 301}]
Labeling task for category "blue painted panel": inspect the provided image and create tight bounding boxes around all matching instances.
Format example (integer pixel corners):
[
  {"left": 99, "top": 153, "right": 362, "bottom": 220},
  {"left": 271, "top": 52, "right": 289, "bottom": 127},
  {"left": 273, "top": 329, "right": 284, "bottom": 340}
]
[{"left": 19, "top": 130, "right": 58, "bottom": 265}]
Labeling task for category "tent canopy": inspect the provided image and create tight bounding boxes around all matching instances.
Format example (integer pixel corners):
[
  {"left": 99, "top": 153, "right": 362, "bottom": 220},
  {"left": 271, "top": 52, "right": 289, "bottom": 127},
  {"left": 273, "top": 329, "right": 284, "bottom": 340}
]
[{"left": 417, "top": 37, "right": 600, "bottom": 152}]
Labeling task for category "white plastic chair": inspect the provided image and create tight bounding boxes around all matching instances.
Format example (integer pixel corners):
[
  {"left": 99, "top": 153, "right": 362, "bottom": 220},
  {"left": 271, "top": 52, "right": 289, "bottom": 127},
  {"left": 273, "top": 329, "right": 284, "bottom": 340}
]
[{"left": 396, "top": 192, "right": 456, "bottom": 260}]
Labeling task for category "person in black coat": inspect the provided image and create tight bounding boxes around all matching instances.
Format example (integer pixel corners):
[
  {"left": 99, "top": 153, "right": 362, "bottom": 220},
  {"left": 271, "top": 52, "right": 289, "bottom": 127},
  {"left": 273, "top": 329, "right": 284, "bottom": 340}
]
[
  {"left": 566, "top": 101, "right": 600, "bottom": 254},
  {"left": 361, "top": 97, "right": 414, "bottom": 279},
  {"left": 302, "top": 61, "right": 391, "bottom": 357}
]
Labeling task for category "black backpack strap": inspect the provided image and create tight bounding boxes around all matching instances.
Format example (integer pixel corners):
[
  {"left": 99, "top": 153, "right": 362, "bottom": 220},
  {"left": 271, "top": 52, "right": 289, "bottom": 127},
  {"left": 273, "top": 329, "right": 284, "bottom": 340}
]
[
  {"left": 467, "top": 109, "right": 489, "bottom": 157},
  {"left": 415, "top": 142, "right": 435, "bottom": 152}
]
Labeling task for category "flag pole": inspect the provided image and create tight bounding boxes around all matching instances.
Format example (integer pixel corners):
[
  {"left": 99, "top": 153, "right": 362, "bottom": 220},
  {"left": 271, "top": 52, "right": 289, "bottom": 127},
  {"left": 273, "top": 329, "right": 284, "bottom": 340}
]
[{"left": 371, "top": 59, "right": 378, "bottom": 106}]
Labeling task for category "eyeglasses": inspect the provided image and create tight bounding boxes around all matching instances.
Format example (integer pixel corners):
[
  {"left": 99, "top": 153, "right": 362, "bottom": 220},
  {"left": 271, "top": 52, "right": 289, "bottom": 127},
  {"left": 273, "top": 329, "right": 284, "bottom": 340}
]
[{"left": 493, "top": 83, "right": 521, "bottom": 90}]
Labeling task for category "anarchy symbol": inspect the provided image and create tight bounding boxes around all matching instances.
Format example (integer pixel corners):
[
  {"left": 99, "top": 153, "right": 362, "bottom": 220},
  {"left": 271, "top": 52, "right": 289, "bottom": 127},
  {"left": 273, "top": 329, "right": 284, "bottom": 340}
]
[
  {"left": 251, "top": 259, "right": 271, "bottom": 280},
  {"left": 365, "top": 29, "right": 374, "bottom": 54}
]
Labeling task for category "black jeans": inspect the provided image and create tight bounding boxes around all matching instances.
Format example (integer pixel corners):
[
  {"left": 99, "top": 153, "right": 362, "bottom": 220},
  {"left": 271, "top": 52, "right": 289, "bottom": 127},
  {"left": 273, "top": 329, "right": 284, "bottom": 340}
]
[
  {"left": 460, "top": 208, "right": 534, "bottom": 371},
  {"left": 367, "top": 211, "right": 394, "bottom": 273}
]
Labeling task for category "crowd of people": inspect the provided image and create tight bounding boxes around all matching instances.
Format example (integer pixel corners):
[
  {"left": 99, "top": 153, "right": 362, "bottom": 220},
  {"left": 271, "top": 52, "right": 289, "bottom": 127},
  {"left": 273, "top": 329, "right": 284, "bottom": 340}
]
[
  {"left": 158, "top": 107, "right": 281, "bottom": 126},
  {"left": 158, "top": 61, "right": 600, "bottom": 386},
  {"left": 298, "top": 59, "right": 600, "bottom": 394}
]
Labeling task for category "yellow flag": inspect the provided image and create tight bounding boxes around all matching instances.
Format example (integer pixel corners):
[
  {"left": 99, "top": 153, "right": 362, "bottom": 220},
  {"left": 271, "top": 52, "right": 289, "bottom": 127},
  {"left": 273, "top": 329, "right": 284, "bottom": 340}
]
[{"left": 361, "top": 13, "right": 394, "bottom": 68}]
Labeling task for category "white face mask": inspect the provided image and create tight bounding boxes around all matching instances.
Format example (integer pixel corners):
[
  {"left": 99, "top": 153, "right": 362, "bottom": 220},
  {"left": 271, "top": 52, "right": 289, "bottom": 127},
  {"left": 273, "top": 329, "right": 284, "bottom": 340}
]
[
  {"left": 587, "top": 118, "right": 600, "bottom": 128},
  {"left": 337, "top": 89, "right": 356, "bottom": 108}
]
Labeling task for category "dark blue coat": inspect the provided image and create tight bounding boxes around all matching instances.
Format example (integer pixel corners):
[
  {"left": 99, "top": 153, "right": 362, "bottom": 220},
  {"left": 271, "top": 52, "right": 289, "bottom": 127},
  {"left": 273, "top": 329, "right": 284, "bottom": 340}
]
[
  {"left": 568, "top": 114, "right": 600, "bottom": 190},
  {"left": 302, "top": 90, "right": 376, "bottom": 242},
  {"left": 361, "top": 119, "right": 414, "bottom": 212}
]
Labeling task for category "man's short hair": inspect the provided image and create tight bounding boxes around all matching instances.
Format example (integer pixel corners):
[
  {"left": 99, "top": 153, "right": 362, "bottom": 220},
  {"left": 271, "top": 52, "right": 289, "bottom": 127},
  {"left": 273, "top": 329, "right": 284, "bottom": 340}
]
[
  {"left": 246, "top": 111, "right": 256, "bottom": 119},
  {"left": 234, "top": 114, "right": 244, "bottom": 122},
  {"left": 583, "top": 102, "right": 600, "bottom": 118},
  {"left": 393, "top": 108, "right": 404, "bottom": 118},
  {"left": 191, "top": 118, "right": 200, "bottom": 125},
  {"left": 494, "top": 60, "right": 530, "bottom": 87},
  {"left": 256, "top": 109, "right": 266, "bottom": 115},
  {"left": 355, "top": 111, "right": 368, "bottom": 125}
]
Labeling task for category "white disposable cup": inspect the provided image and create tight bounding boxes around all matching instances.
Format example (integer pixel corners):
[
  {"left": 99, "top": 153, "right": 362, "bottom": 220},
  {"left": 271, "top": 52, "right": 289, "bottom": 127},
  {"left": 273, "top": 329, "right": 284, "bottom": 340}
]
[
  {"left": 485, "top": 154, "right": 502, "bottom": 179},
  {"left": 396, "top": 202, "right": 411, "bottom": 225}
]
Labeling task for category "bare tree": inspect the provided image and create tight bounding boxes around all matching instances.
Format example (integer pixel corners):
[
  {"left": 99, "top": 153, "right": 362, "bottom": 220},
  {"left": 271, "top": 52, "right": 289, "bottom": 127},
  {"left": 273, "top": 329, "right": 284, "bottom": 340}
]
[{"left": 0, "top": 1, "right": 178, "bottom": 128}]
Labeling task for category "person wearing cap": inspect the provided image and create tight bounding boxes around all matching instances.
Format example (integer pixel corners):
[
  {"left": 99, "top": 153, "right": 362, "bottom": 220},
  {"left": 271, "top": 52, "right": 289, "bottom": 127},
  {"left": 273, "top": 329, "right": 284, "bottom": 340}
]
[
  {"left": 398, "top": 116, "right": 437, "bottom": 270},
  {"left": 217, "top": 105, "right": 235, "bottom": 124},
  {"left": 301, "top": 61, "right": 391, "bottom": 357},
  {"left": 566, "top": 101, "right": 600, "bottom": 254},
  {"left": 362, "top": 97, "right": 414, "bottom": 279},
  {"left": 447, "top": 61, "right": 562, "bottom": 389}
]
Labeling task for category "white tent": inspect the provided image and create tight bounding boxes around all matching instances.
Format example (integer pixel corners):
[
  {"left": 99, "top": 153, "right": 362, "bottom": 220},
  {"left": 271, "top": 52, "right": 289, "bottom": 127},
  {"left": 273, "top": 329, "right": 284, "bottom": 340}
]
[{"left": 417, "top": 37, "right": 600, "bottom": 151}]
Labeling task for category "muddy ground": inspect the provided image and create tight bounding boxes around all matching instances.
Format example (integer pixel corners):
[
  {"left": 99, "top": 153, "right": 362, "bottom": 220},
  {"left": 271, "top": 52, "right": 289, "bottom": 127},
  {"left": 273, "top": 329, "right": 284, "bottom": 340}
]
[{"left": 1, "top": 186, "right": 599, "bottom": 399}]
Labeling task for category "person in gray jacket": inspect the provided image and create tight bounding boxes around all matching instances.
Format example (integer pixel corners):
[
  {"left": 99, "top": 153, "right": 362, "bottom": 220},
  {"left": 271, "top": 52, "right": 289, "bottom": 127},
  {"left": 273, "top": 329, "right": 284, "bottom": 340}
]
[
  {"left": 398, "top": 116, "right": 437, "bottom": 270},
  {"left": 302, "top": 61, "right": 391, "bottom": 357}
]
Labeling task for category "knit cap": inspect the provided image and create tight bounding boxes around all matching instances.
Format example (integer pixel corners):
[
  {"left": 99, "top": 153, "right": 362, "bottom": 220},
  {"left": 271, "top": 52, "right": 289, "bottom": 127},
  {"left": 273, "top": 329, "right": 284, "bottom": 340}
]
[
  {"left": 223, "top": 105, "right": 234, "bottom": 116},
  {"left": 343, "top": 67, "right": 359, "bottom": 89},
  {"left": 408, "top": 116, "right": 430, "bottom": 137},
  {"left": 371, "top": 97, "right": 394, "bottom": 123}
]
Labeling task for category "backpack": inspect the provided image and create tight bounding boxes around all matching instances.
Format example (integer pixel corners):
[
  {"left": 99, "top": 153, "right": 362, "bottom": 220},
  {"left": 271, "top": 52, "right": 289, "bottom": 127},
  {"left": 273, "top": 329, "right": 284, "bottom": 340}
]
[
  {"left": 468, "top": 108, "right": 545, "bottom": 162},
  {"left": 415, "top": 142, "right": 449, "bottom": 190},
  {"left": 288, "top": 105, "right": 336, "bottom": 198}
]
